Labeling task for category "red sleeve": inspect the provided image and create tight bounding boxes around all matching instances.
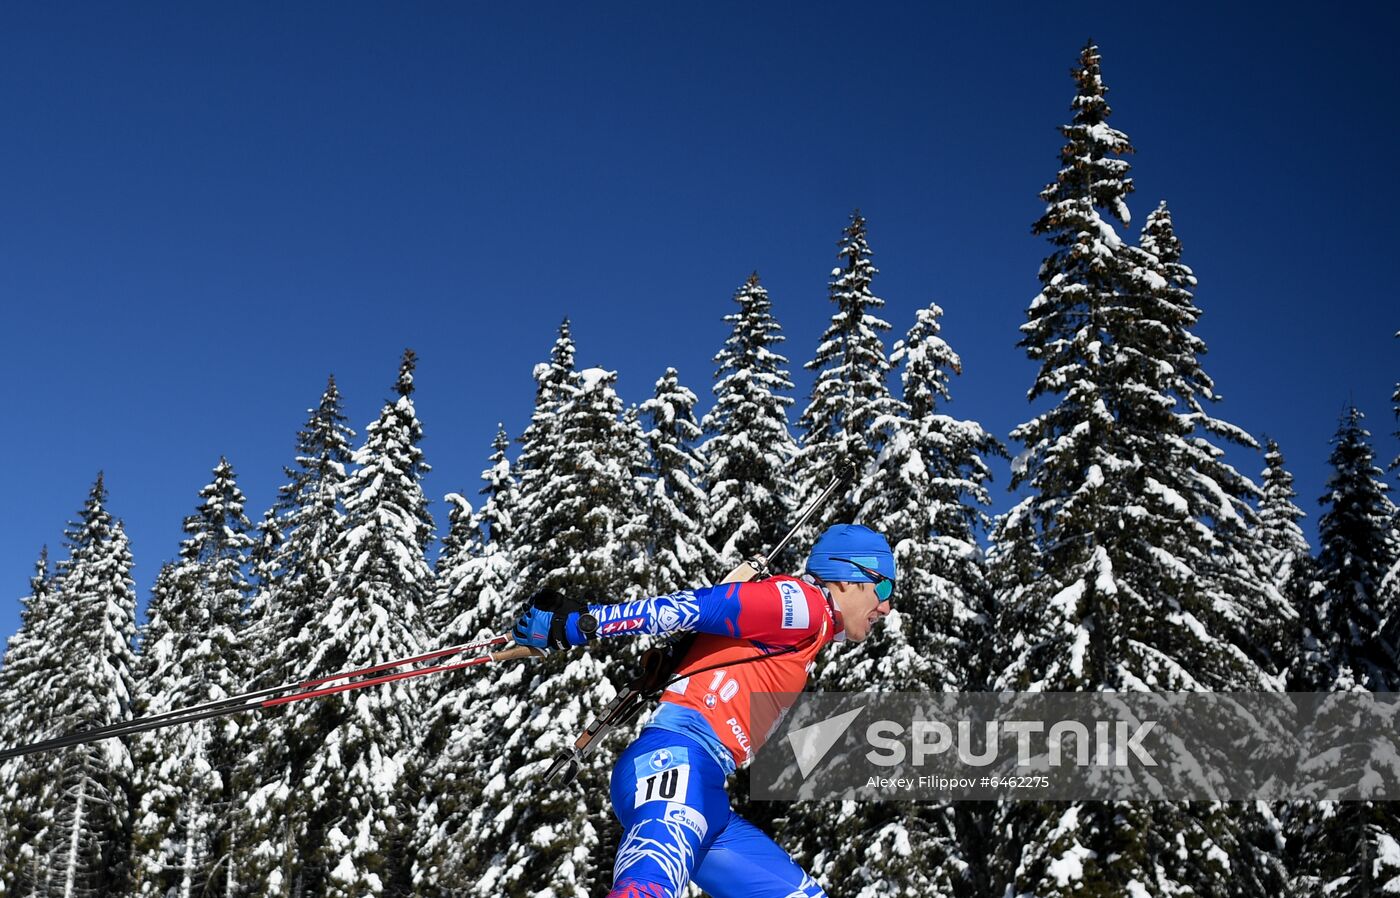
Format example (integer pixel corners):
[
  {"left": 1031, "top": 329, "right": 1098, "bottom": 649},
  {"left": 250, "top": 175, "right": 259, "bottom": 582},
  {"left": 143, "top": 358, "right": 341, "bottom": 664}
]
[{"left": 698, "top": 577, "right": 829, "bottom": 645}]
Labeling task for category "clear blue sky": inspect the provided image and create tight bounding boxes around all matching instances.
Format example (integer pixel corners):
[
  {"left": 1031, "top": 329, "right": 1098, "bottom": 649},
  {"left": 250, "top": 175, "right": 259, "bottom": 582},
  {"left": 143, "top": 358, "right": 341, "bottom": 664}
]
[{"left": 2, "top": 3, "right": 1397, "bottom": 645}]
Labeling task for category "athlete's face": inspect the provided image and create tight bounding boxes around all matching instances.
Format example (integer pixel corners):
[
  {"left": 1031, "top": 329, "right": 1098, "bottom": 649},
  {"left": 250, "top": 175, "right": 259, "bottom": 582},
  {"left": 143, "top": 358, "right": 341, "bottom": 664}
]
[{"left": 830, "top": 580, "right": 892, "bottom": 642}]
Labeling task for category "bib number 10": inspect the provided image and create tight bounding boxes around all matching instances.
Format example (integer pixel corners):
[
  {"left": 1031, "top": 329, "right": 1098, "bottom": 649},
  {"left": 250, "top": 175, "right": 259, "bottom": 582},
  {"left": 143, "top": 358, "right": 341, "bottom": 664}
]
[
  {"left": 708, "top": 670, "right": 739, "bottom": 703},
  {"left": 635, "top": 764, "right": 691, "bottom": 807}
]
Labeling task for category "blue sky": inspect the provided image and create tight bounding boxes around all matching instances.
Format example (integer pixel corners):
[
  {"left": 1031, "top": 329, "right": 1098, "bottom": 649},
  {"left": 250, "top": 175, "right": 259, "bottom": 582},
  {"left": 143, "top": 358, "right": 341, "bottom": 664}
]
[{"left": 2, "top": 3, "right": 1397, "bottom": 644}]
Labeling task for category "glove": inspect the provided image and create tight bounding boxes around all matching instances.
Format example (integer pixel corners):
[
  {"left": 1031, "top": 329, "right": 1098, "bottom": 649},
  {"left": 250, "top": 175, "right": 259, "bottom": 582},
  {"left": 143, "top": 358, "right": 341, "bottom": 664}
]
[{"left": 512, "top": 590, "right": 597, "bottom": 651}]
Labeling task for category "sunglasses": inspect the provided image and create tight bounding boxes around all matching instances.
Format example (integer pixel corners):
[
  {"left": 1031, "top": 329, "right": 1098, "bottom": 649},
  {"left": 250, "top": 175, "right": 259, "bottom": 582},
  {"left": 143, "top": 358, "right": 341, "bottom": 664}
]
[{"left": 829, "top": 557, "right": 894, "bottom": 602}]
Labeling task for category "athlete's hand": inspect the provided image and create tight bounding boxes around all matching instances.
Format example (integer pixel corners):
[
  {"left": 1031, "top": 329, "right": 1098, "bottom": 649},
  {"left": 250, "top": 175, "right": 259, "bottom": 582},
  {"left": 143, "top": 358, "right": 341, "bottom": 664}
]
[{"left": 512, "top": 590, "right": 597, "bottom": 651}]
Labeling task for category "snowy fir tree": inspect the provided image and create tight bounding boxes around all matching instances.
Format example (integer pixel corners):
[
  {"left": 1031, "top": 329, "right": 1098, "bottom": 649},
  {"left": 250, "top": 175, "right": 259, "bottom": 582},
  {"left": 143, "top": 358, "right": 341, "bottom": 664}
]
[
  {"left": 424, "top": 492, "right": 478, "bottom": 637},
  {"left": 989, "top": 43, "right": 1287, "bottom": 898},
  {"left": 426, "top": 424, "right": 518, "bottom": 647},
  {"left": 0, "top": 548, "right": 58, "bottom": 891},
  {"left": 12, "top": 476, "right": 139, "bottom": 897},
  {"left": 1258, "top": 440, "right": 1312, "bottom": 613},
  {"left": 411, "top": 434, "right": 519, "bottom": 892},
  {"left": 1296, "top": 406, "right": 1397, "bottom": 691},
  {"left": 797, "top": 212, "right": 901, "bottom": 530},
  {"left": 1256, "top": 439, "right": 1314, "bottom": 689},
  {"left": 449, "top": 334, "right": 647, "bottom": 896},
  {"left": 511, "top": 319, "right": 582, "bottom": 596},
  {"left": 1283, "top": 412, "right": 1400, "bottom": 897},
  {"left": 1134, "top": 201, "right": 1294, "bottom": 679},
  {"left": 512, "top": 330, "right": 649, "bottom": 603},
  {"left": 476, "top": 423, "right": 519, "bottom": 552},
  {"left": 700, "top": 273, "right": 799, "bottom": 569},
  {"left": 640, "top": 367, "right": 721, "bottom": 593},
  {"left": 234, "top": 375, "right": 355, "bottom": 896},
  {"left": 293, "top": 351, "right": 434, "bottom": 897},
  {"left": 781, "top": 301, "right": 1003, "bottom": 897},
  {"left": 129, "top": 458, "right": 254, "bottom": 897}
]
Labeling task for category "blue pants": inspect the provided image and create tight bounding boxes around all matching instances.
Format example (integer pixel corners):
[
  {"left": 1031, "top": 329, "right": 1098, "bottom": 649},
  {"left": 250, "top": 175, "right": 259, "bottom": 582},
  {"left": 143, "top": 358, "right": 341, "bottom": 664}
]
[{"left": 606, "top": 728, "right": 827, "bottom": 898}]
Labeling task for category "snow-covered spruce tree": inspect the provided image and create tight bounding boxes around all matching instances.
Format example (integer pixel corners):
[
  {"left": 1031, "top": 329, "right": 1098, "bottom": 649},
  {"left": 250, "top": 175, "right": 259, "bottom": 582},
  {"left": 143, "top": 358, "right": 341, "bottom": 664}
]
[
  {"left": 424, "top": 493, "right": 478, "bottom": 637},
  {"left": 1280, "top": 411, "right": 1400, "bottom": 897},
  {"left": 294, "top": 351, "right": 434, "bottom": 898},
  {"left": 457, "top": 335, "right": 647, "bottom": 897},
  {"left": 412, "top": 434, "right": 520, "bottom": 892},
  {"left": 513, "top": 345, "right": 649, "bottom": 603},
  {"left": 427, "top": 424, "right": 517, "bottom": 647},
  {"left": 511, "top": 319, "right": 581, "bottom": 595},
  {"left": 1256, "top": 439, "right": 1314, "bottom": 690},
  {"left": 130, "top": 458, "right": 254, "bottom": 897},
  {"left": 1258, "top": 440, "right": 1312, "bottom": 616},
  {"left": 233, "top": 375, "right": 355, "bottom": 897},
  {"left": 1296, "top": 406, "right": 1396, "bottom": 691},
  {"left": 640, "top": 367, "right": 721, "bottom": 593},
  {"left": 31, "top": 475, "right": 139, "bottom": 897},
  {"left": 988, "top": 43, "right": 1286, "bottom": 898},
  {"left": 700, "top": 273, "right": 799, "bottom": 569},
  {"left": 797, "top": 212, "right": 901, "bottom": 531},
  {"left": 1286, "top": 409, "right": 1399, "bottom": 898},
  {"left": 1135, "top": 202, "right": 1295, "bottom": 678},
  {"left": 781, "top": 302, "right": 1004, "bottom": 898},
  {"left": 0, "top": 548, "right": 59, "bottom": 892}
]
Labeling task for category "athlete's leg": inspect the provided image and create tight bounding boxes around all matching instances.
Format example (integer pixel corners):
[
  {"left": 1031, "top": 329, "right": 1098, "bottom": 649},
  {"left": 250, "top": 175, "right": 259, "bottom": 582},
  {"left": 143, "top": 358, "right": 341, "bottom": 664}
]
[
  {"left": 690, "top": 810, "right": 827, "bottom": 898},
  {"left": 606, "top": 730, "right": 732, "bottom": 898}
]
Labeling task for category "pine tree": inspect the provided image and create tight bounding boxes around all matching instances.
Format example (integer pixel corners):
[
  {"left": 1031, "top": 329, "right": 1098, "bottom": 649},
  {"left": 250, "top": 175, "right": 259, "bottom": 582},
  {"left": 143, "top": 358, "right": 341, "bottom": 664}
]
[
  {"left": 797, "top": 211, "right": 901, "bottom": 529},
  {"left": 1134, "top": 202, "right": 1295, "bottom": 679},
  {"left": 477, "top": 424, "right": 519, "bottom": 552},
  {"left": 448, "top": 331, "right": 648, "bottom": 896},
  {"left": 0, "top": 549, "right": 59, "bottom": 892},
  {"left": 989, "top": 43, "right": 1285, "bottom": 898},
  {"left": 234, "top": 376, "right": 355, "bottom": 897},
  {"left": 1298, "top": 407, "right": 1396, "bottom": 691},
  {"left": 1259, "top": 440, "right": 1312, "bottom": 611},
  {"left": 130, "top": 459, "right": 254, "bottom": 897},
  {"left": 782, "top": 302, "right": 1003, "bottom": 897},
  {"left": 700, "top": 273, "right": 799, "bottom": 569},
  {"left": 30, "top": 475, "right": 139, "bottom": 897},
  {"left": 425, "top": 492, "right": 478, "bottom": 637},
  {"left": 513, "top": 334, "right": 648, "bottom": 603},
  {"left": 512, "top": 320, "right": 581, "bottom": 595},
  {"left": 296, "top": 351, "right": 434, "bottom": 897},
  {"left": 640, "top": 367, "right": 720, "bottom": 593},
  {"left": 412, "top": 435, "right": 519, "bottom": 892},
  {"left": 854, "top": 302, "right": 1004, "bottom": 691},
  {"left": 1256, "top": 440, "right": 1314, "bottom": 693}
]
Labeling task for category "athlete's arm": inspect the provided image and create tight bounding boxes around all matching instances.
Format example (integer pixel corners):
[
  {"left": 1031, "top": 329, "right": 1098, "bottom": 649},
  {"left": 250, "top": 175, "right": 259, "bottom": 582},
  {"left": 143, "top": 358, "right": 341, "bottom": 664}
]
[{"left": 578, "top": 579, "right": 825, "bottom": 645}]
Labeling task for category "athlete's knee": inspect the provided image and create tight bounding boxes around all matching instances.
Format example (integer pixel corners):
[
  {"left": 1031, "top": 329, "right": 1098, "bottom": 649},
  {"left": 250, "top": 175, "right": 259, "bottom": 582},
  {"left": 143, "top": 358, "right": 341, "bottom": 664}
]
[{"left": 607, "top": 880, "right": 669, "bottom": 898}]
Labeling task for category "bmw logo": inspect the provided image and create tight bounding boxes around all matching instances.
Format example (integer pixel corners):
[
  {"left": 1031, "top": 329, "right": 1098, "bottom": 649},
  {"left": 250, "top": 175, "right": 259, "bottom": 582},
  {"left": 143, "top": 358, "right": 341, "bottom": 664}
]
[
  {"left": 704, "top": 694, "right": 718, "bottom": 708},
  {"left": 650, "top": 749, "right": 672, "bottom": 770}
]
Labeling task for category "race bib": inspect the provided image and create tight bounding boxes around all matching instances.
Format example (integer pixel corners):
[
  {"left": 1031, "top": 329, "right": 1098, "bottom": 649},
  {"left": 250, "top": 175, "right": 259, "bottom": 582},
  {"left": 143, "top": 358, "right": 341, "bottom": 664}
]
[{"left": 633, "top": 747, "right": 691, "bottom": 806}]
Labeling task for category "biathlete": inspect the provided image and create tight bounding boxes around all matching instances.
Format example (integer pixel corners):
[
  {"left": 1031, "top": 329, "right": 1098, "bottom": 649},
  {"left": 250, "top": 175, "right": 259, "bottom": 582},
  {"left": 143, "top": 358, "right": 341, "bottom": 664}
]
[{"left": 512, "top": 523, "right": 896, "bottom": 898}]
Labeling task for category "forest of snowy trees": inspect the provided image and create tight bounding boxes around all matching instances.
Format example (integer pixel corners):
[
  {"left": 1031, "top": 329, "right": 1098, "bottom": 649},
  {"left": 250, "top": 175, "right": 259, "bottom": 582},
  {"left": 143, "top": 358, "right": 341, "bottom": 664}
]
[{"left": 2, "top": 41, "right": 1399, "bottom": 898}]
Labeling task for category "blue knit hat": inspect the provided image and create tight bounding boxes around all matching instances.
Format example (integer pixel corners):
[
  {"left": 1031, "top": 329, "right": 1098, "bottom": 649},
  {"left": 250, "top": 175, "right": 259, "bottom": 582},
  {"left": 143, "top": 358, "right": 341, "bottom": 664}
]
[{"left": 805, "top": 524, "right": 896, "bottom": 585}]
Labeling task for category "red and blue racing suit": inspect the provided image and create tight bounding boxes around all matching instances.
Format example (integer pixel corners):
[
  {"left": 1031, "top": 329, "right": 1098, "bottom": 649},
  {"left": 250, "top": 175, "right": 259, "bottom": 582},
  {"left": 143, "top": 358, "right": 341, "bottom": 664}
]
[{"left": 585, "top": 575, "right": 839, "bottom": 898}]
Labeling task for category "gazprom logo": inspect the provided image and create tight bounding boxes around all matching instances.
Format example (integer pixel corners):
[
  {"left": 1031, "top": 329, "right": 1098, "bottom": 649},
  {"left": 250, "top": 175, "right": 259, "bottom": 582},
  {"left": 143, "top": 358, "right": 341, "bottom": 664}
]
[{"left": 778, "top": 581, "right": 809, "bottom": 630}]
